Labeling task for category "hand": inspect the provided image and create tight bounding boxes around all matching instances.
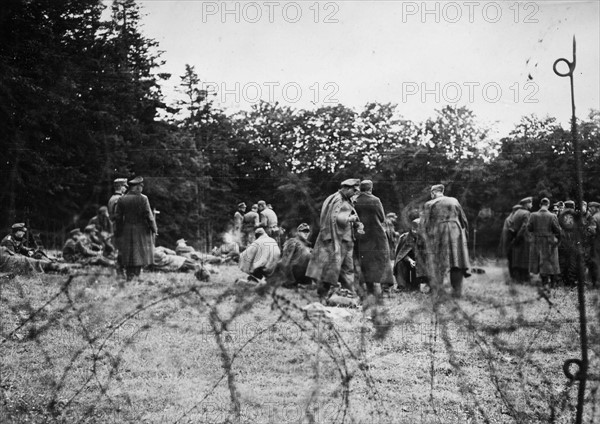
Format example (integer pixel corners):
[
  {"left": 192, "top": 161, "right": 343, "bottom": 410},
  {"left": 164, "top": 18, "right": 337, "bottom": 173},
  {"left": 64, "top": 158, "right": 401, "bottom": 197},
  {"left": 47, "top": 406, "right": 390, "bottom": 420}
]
[{"left": 408, "top": 258, "right": 416, "bottom": 268}]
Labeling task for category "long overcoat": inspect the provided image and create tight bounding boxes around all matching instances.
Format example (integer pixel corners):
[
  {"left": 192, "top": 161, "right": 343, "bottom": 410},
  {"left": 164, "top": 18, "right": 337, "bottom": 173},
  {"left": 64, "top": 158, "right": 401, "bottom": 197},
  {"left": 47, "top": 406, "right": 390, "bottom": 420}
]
[
  {"left": 114, "top": 192, "right": 157, "bottom": 267},
  {"left": 589, "top": 211, "right": 600, "bottom": 282},
  {"left": 353, "top": 192, "right": 394, "bottom": 286},
  {"left": 527, "top": 208, "right": 561, "bottom": 275},
  {"left": 306, "top": 190, "right": 356, "bottom": 285},
  {"left": 421, "top": 195, "right": 470, "bottom": 278},
  {"left": 509, "top": 206, "right": 531, "bottom": 269}
]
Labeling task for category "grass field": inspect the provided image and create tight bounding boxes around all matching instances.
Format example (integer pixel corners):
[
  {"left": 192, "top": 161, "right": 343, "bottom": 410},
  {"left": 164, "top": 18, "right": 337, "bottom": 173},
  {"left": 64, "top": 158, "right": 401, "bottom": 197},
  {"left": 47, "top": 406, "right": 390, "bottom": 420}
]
[{"left": 1, "top": 263, "right": 599, "bottom": 423}]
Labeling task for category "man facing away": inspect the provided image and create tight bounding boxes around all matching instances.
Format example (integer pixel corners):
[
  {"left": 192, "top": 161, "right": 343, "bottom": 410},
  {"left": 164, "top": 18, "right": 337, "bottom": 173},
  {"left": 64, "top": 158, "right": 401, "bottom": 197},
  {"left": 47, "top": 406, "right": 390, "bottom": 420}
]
[
  {"left": 508, "top": 196, "right": 533, "bottom": 283},
  {"left": 527, "top": 197, "right": 561, "bottom": 286},
  {"left": 306, "top": 178, "right": 362, "bottom": 300},
  {"left": 114, "top": 176, "right": 158, "bottom": 281},
  {"left": 353, "top": 180, "right": 394, "bottom": 295},
  {"left": 420, "top": 184, "right": 470, "bottom": 298}
]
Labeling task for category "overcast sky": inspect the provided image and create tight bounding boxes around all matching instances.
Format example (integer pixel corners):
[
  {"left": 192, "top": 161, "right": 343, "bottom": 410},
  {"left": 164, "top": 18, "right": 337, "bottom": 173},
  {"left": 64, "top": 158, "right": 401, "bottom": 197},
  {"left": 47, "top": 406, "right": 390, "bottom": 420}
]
[{"left": 130, "top": 0, "right": 599, "bottom": 136}]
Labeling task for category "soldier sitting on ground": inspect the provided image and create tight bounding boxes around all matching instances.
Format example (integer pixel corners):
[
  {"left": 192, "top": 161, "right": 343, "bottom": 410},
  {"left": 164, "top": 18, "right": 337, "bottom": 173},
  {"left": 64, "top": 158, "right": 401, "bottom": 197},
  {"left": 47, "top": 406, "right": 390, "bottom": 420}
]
[
  {"left": 62, "top": 228, "right": 114, "bottom": 267},
  {"left": 1, "top": 246, "right": 72, "bottom": 275},
  {"left": 268, "top": 223, "right": 313, "bottom": 288},
  {"left": 88, "top": 206, "right": 115, "bottom": 257}
]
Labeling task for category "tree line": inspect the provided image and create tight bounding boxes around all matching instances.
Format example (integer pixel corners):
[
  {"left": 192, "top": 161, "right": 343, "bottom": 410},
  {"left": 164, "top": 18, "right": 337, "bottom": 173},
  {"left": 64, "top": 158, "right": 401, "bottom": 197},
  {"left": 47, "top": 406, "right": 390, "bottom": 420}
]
[{"left": 2, "top": 0, "right": 599, "bottom": 253}]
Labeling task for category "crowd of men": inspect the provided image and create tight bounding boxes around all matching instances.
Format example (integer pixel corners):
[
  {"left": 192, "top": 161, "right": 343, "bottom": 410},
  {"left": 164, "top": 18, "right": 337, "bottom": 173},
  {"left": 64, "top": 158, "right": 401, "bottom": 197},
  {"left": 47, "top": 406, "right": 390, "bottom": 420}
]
[
  {"left": 235, "top": 180, "right": 472, "bottom": 303},
  {"left": 4, "top": 176, "right": 597, "bottom": 297},
  {"left": 501, "top": 196, "right": 600, "bottom": 287}
]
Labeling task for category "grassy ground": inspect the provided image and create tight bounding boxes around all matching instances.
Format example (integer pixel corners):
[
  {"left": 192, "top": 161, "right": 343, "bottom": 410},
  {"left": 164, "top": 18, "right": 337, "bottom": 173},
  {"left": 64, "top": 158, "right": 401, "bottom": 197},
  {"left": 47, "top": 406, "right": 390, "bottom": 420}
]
[{"left": 0, "top": 263, "right": 599, "bottom": 423}]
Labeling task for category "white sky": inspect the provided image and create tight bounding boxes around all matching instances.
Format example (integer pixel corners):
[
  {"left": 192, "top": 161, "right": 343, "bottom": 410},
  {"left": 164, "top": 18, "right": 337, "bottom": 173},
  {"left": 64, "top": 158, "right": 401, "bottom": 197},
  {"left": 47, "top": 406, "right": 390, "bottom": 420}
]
[{"left": 130, "top": 0, "right": 599, "bottom": 136}]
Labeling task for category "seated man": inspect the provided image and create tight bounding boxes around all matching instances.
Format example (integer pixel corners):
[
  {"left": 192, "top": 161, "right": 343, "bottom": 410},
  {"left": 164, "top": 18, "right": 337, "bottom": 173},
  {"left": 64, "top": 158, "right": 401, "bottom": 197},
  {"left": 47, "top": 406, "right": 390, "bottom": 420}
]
[
  {"left": 211, "top": 232, "right": 240, "bottom": 263},
  {"left": 62, "top": 228, "right": 114, "bottom": 267},
  {"left": 394, "top": 218, "right": 427, "bottom": 291},
  {"left": 1, "top": 246, "right": 71, "bottom": 275},
  {"left": 88, "top": 206, "right": 115, "bottom": 257},
  {"left": 268, "top": 223, "right": 313, "bottom": 288},
  {"left": 238, "top": 228, "right": 281, "bottom": 283},
  {"left": 1, "top": 223, "right": 35, "bottom": 257},
  {"left": 175, "top": 238, "right": 202, "bottom": 261}
]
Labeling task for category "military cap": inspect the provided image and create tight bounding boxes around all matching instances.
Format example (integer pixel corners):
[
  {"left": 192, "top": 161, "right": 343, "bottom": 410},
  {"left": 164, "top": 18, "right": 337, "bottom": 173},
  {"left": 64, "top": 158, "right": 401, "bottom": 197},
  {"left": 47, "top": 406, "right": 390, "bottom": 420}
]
[
  {"left": 84, "top": 225, "right": 96, "bottom": 233},
  {"left": 98, "top": 206, "right": 108, "bottom": 213},
  {"left": 297, "top": 223, "right": 310, "bottom": 232},
  {"left": 113, "top": 178, "right": 128, "bottom": 187},
  {"left": 519, "top": 196, "right": 533, "bottom": 205},
  {"left": 564, "top": 200, "right": 575, "bottom": 208},
  {"left": 176, "top": 238, "right": 186, "bottom": 244},
  {"left": 540, "top": 197, "right": 550, "bottom": 206},
  {"left": 588, "top": 201, "right": 600, "bottom": 208},
  {"left": 412, "top": 218, "right": 421, "bottom": 225},
  {"left": 430, "top": 184, "right": 445, "bottom": 192},
  {"left": 69, "top": 228, "right": 82, "bottom": 237},
  {"left": 386, "top": 212, "right": 398, "bottom": 219},
  {"left": 255, "top": 227, "right": 266, "bottom": 236},
  {"left": 237, "top": 202, "right": 246, "bottom": 208},
  {"left": 340, "top": 178, "right": 360, "bottom": 188},
  {"left": 359, "top": 180, "right": 373, "bottom": 192},
  {"left": 11, "top": 223, "right": 27, "bottom": 232},
  {"left": 128, "top": 176, "right": 144, "bottom": 186},
  {"left": 257, "top": 200, "right": 267, "bottom": 207}
]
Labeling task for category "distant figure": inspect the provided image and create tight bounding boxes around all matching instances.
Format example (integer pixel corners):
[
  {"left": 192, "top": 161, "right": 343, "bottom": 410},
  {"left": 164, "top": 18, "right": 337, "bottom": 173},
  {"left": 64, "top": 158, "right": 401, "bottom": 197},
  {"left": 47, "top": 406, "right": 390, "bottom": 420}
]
[
  {"left": 306, "top": 179, "right": 362, "bottom": 300},
  {"left": 108, "top": 178, "right": 128, "bottom": 223},
  {"left": 508, "top": 197, "right": 533, "bottom": 283},
  {"left": 394, "top": 218, "right": 426, "bottom": 291},
  {"left": 238, "top": 228, "right": 281, "bottom": 283},
  {"left": 1, "top": 246, "right": 70, "bottom": 274},
  {"left": 527, "top": 198, "right": 561, "bottom": 286},
  {"left": 152, "top": 246, "right": 198, "bottom": 273},
  {"left": 241, "top": 204, "right": 260, "bottom": 248},
  {"left": 354, "top": 180, "right": 394, "bottom": 294},
  {"left": 1, "top": 223, "right": 35, "bottom": 257},
  {"left": 257, "top": 200, "right": 279, "bottom": 240},
  {"left": 421, "top": 184, "right": 470, "bottom": 298},
  {"left": 88, "top": 206, "right": 115, "bottom": 256},
  {"left": 499, "top": 204, "right": 521, "bottom": 279},
  {"left": 175, "top": 238, "right": 202, "bottom": 261},
  {"left": 558, "top": 200, "right": 582, "bottom": 285},
  {"left": 114, "top": 177, "right": 158, "bottom": 280},
  {"left": 233, "top": 202, "right": 246, "bottom": 244},
  {"left": 270, "top": 223, "right": 313, "bottom": 288},
  {"left": 62, "top": 228, "right": 113, "bottom": 267},
  {"left": 587, "top": 201, "right": 600, "bottom": 287},
  {"left": 383, "top": 212, "right": 400, "bottom": 254}
]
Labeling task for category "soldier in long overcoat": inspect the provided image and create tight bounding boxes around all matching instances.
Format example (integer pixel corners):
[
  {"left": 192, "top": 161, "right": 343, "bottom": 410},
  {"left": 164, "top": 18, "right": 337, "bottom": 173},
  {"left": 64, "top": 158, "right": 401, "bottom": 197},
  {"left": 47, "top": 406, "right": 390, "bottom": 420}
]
[
  {"left": 508, "top": 197, "right": 533, "bottom": 282},
  {"left": 114, "top": 176, "right": 158, "bottom": 280},
  {"left": 587, "top": 201, "right": 600, "bottom": 286},
  {"left": 353, "top": 180, "right": 394, "bottom": 293},
  {"left": 306, "top": 179, "right": 362, "bottom": 299},
  {"left": 527, "top": 198, "right": 561, "bottom": 285},
  {"left": 498, "top": 204, "right": 521, "bottom": 278},
  {"left": 420, "top": 184, "right": 470, "bottom": 297}
]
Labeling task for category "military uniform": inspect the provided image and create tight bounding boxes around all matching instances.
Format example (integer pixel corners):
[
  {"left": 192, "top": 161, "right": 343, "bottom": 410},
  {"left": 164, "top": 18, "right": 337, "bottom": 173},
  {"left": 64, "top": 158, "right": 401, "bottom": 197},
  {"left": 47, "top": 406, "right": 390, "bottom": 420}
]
[{"left": 527, "top": 201, "right": 561, "bottom": 284}]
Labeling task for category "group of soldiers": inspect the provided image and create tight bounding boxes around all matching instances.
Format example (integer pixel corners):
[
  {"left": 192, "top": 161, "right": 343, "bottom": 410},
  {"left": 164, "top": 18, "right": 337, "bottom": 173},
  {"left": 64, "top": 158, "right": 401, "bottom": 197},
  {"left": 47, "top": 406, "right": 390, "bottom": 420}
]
[
  {"left": 501, "top": 196, "right": 600, "bottom": 286},
  {"left": 235, "top": 180, "right": 472, "bottom": 303}
]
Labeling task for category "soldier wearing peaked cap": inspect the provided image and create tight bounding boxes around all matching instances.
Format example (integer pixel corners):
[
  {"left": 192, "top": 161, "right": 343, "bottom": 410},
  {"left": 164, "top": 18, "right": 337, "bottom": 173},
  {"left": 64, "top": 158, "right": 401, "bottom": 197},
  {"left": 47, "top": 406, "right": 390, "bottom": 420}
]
[
  {"left": 114, "top": 176, "right": 157, "bottom": 280},
  {"left": 108, "top": 178, "right": 129, "bottom": 224},
  {"left": 507, "top": 196, "right": 533, "bottom": 283},
  {"left": 420, "top": 183, "right": 471, "bottom": 297},
  {"left": 527, "top": 198, "right": 561, "bottom": 285},
  {"left": 1, "top": 223, "right": 35, "bottom": 257},
  {"left": 353, "top": 180, "right": 394, "bottom": 295},
  {"left": 306, "top": 178, "right": 362, "bottom": 300}
]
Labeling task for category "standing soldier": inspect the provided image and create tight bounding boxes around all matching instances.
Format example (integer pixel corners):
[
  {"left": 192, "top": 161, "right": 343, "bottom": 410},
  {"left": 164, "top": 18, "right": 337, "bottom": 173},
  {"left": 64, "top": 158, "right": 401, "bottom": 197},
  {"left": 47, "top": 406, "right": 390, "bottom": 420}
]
[
  {"left": 558, "top": 200, "right": 581, "bottom": 285},
  {"left": 114, "top": 177, "right": 158, "bottom": 281},
  {"left": 383, "top": 212, "right": 400, "bottom": 254},
  {"left": 586, "top": 201, "right": 600, "bottom": 287},
  {"left": 232, "top": 202, "right": 246, "bottom": 245},
  {"left": 421, "top": 184, "right": 470, "bottom": 298},
  {"left": 108, "top": 178, "right": 128, "bottom": 222},
  {"left": 306, "top": 179, "right": 362, "bottom": 301},
  {"left": 527, "top": 198, "right": 561, "bottom": 286},
  {"left": 499, "top": 204, "right": 521, "bottom": 279},
  {"left": 508, "top": 197, "right": 533, "bottom": 283},
  {"left": 241, "top": 204, "right": 260, "bottom": 248},
  {"left": 354, "top": 180, "right": 394, "bottom": 295}
]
